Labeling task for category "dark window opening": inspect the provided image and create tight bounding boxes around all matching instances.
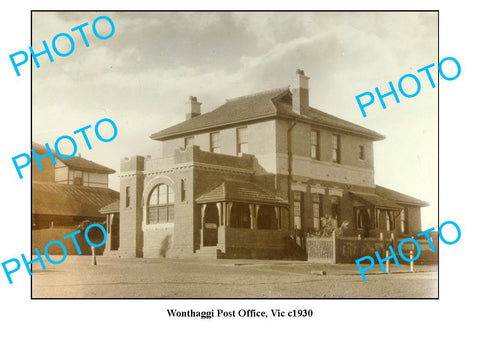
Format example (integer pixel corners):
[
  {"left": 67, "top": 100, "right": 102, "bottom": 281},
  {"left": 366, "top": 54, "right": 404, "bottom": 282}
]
[
  {"left": 230, "top": 202, "right": 251, "bottom": 228},
  {"left": 257, "top": 205, "right": 277, "bottom": 230},
  {"left": 126, "top": 186, "right": 130, "bottom": 208},
  {"left": 359, "top": 145, "right": 365, "bottom": 160},
  {"left": 181, "top": 179, "right": 186, "bottom": 202}
]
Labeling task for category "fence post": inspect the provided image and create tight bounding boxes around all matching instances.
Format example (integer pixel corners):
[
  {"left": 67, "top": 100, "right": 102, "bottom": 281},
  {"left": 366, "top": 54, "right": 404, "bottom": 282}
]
[
  {"left": 332, "top": 229, "right": 336, "bottom": 264},
  {"left": 91, "top": 246, "right": 97, "bottom": 266},
  {"left": 410, "top": 250, "right": 414, "bottom": 272},
  {"left": 386, "top": 249, "right": 390, "bottom": 273}
]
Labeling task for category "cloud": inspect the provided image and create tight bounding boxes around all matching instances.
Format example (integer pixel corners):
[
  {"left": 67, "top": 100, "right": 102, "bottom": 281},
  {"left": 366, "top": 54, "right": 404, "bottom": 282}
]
[{"left": 32, "top": 12, "right": 438, "bottom": 227}]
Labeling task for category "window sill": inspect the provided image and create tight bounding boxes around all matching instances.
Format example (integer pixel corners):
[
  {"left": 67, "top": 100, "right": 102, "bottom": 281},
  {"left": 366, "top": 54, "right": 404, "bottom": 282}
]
[{"left": 143, "top": 222, "right": 174, "bottom": 231}]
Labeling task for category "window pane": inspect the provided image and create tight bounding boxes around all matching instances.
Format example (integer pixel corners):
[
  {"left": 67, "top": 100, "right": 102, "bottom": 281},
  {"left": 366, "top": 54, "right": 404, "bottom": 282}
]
[
  {"left": 148, "top": 186, "right": 158, "bottom": 206},
  {"left": 294, "top": 201, "right": 301, "bottom": 217},
  {"left": 332, "top": 135, "right": 338, "bottom": 148},
  {"left": 311, "top": 131, "right": 319, "bottom": 159},
  {"left": 158, "top": 185, "right": 167, "bottom": 204},
  {"left": 239, "top": 143, "right": 248, "bottom": 154},
  {"left": 148, "top": 206, "right": 158, "bottom": 224},
  {"left": 158, "top": 206, "right": 168, "bottom": 223},
  {"left": 212, "top": 133, "right": 219, "bottom": 147},
  {"left": 238, "top": 127, "right": 248, "bottom": 143}
]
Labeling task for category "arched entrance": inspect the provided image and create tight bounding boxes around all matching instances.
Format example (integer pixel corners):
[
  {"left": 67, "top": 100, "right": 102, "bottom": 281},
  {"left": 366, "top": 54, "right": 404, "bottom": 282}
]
[{"left": 203, "top": 203, "right": 219, "bottom": 246}]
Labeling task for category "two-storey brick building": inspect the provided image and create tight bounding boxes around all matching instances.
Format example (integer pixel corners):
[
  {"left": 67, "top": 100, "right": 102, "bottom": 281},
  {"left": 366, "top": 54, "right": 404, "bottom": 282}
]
[{"left": 110, "top": 69, "right": 427, "bottom": 259}]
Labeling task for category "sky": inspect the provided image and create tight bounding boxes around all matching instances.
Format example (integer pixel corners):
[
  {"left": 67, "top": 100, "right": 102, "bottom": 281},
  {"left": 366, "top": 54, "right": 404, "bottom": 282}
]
[{"left": 32, "top": 11, "right": 438, "bottom": 228}]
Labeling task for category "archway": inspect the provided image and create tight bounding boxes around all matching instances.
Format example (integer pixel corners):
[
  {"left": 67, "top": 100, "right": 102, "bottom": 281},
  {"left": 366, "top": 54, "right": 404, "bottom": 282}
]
[{"left": 203, "top": 203, "right": 219, "bottom": 246}]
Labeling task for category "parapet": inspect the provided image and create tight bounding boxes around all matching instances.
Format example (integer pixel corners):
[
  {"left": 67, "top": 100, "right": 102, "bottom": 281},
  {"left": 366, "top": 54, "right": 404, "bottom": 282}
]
[
  {"left": 120, "top": 155, "right": 145, "bottom": 172},
  {"left": 174, "top": 145, "right": 254, "bottom": 170}
]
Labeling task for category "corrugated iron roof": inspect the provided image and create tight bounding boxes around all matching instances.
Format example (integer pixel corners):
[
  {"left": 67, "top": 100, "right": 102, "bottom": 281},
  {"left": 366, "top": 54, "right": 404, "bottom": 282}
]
[
  {"left": 375, "top": 185, "right": 429, "bottom": 207},
  {"left": 151, "top": 87, "right": 384, "bottom": 141},
  {"left": 32, "top": 181, "right": 119, "bottom": 217},
  {"left": 99, "top": 200, "right": 120, "bottom": 214},
  {"left": 196, "top": 180, "right": 288, "bottom": 206},
  {"left": 32, "top": 142, "right": 115, "bottom": 174},
  {"left": 350, "top": 191, "right": 402, "bottom": 210}
]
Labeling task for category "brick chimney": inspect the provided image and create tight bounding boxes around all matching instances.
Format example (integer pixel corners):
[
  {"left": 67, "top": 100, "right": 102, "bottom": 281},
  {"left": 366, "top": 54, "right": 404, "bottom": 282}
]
[
  {"left": 292, "top": 69, "right": 310, "bottom": 115},
  {"left": 185, "top": 96, "right": 202, "bottom": 120}
]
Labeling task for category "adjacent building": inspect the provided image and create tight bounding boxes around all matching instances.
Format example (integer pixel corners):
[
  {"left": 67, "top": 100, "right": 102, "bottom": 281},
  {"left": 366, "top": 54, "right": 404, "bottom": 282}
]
[
  {"left": 32, "top": 142, "right": 119, "bottom": 254},
  {"left": 110, "top": 69, "right": 428, "bottom": 259}
]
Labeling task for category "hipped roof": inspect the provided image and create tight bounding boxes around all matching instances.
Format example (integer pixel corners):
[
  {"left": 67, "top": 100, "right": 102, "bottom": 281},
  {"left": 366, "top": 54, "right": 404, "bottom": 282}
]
[
  {"left": 32, "top": 142, "right": 115, "bottom": 174},
  {"left": 151, "top": 87, "right": 384, "bottom": 141},
  {"left": 196, "top": 180, "right": 288, "bottom": 206}
]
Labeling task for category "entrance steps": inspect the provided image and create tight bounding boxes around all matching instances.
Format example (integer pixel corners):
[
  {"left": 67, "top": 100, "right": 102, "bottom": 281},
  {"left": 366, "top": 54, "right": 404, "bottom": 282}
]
[{"left": 194, "top": 246, "right": 218, "bottom": 259}]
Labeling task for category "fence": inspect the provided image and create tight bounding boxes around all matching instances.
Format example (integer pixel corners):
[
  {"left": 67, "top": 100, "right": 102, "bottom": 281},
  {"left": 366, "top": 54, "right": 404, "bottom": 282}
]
[
  {"left": 305, "top": 233, "right": 438, "bottom": 264},
  {"left": 305, "top": 236, "right": 335, "bottom": 263}
]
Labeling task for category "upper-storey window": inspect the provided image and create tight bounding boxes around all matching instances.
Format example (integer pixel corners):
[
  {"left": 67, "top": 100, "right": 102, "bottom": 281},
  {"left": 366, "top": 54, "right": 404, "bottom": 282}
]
[
  {"left": 210, "top": 132, "right": 220, "bottom": 153},
  {"left": 236, "top": 127, "right": 248, "bottom": 155},
  {"left": 332, "top": 134, "right": 340, "bottom": 163},
  {"left": 359, "top": 145, "right": 365, "bottom": 160},
  {"left": 311, "top": 130, "right": 320, "bottom": 160},
  {"left": 184, "top": 136, "right": 194, "bottom": 148}
]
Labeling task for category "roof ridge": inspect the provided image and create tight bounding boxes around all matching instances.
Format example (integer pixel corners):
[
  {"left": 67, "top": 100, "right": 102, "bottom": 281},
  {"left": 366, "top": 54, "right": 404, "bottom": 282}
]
[{"left": 225, "top": 86, "right": 289, "bottom": 102}]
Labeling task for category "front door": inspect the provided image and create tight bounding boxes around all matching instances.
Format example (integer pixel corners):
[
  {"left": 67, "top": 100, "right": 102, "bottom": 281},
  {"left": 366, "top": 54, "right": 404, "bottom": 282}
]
[
  {"left": 203, "top": 222, "right": 218, "bottom": 246},
  {"left": 203, "top": 203, "right": 219, "bottom": 247}
]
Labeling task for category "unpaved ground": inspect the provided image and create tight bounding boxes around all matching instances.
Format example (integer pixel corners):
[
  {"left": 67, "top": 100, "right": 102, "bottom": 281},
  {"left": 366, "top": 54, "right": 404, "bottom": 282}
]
[{"left": 31, "top": 256, "right": 438, "bottom": 298}]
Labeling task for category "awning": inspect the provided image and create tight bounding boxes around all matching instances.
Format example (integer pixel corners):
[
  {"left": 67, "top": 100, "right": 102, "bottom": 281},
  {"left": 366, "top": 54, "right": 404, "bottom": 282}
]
[
  {"left": 99, "top": 200, "right": 120, "bottom": 214},
  {"left": 196, "top": 180, "right": 289, "bottom": 206},
  {"left": 350, "top": 191, "right": 402, "bottom": 210}
]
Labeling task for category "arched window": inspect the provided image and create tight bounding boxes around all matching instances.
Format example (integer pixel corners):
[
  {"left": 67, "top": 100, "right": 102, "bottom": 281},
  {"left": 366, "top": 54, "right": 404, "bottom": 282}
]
[{"left": 147, "top": 184, "right": 174, "bottom": 224}]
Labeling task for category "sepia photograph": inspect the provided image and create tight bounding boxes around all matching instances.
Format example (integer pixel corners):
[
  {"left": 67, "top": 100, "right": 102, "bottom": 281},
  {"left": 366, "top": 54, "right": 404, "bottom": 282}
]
[{"left": 30, "top": 11, "right": 438, "bottom": 298}]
